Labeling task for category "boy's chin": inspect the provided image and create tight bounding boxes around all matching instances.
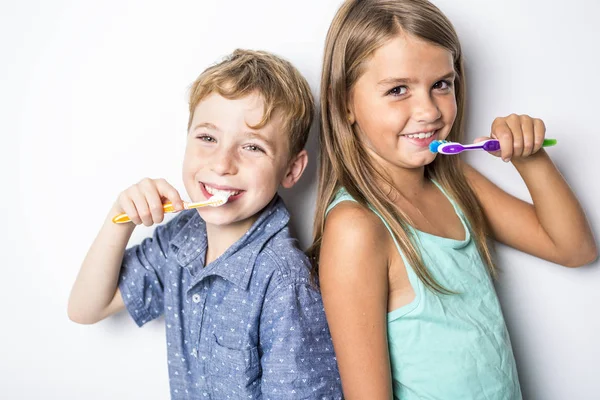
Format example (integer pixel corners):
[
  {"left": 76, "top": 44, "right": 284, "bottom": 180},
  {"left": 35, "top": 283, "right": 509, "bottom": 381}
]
[
  {"left": 195, "top": 193, "right": 276, "bottom": 228},
  {"left": 197, "top": 210, "right": 259, "bottom": 230}
]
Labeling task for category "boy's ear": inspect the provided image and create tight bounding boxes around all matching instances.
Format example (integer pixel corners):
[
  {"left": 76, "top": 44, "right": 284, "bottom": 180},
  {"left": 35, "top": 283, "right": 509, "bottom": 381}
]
[{"left": 281, "top": 149, "right": 308, "bottom": 189}]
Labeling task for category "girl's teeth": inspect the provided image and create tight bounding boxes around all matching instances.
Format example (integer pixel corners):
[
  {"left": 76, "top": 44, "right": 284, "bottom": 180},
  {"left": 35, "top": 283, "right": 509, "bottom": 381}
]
[{"left": 406, "top": 131, "right": 434, "bottom": 139}]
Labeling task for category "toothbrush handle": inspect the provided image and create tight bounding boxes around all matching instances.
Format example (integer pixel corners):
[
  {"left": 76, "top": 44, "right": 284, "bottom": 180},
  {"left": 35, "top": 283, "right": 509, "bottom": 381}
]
[
  {"left": 445, "top": 142, "right": 488, "bottom": 153},
  {"left": 112, "top": 202, "right": 178, "bottom": 224},
  {"left": 483, "top": 138, "right": 557, "bottom": 152}
]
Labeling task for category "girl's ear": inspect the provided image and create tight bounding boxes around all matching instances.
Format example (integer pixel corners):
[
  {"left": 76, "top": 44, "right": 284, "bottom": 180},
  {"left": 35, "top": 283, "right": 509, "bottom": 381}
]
[
  {"left": 347, "top": 109, "right": 355, "bottom": 124},
  {"left": 347, "top": 93, "right": 356, "bottom": 125},
  {"left": 281, "top": 149, "right": 308, "bottom": 189}
]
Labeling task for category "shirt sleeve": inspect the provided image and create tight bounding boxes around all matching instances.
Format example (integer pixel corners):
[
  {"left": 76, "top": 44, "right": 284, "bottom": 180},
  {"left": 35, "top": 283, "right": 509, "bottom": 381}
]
[
  {"left": 259, "top": 281, "right": 343, "bottom": 399},
  {"left": 118, "top": 221, "right": 173, "bottom": 327}
]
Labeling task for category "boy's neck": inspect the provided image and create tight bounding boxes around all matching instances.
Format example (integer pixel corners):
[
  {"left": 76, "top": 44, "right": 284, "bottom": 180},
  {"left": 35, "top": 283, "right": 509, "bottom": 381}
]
[{"left": 204, "top": 217, "right": 258, "bottom": 266}]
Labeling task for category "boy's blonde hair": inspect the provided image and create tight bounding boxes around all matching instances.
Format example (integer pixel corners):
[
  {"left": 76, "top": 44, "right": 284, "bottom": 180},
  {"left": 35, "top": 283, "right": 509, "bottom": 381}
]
[
  {"left": 309, "top": 0, "right": 495, "bottom": 294},
  {"left": 188, "top": 49, "right": 314, "bottom": 157}
]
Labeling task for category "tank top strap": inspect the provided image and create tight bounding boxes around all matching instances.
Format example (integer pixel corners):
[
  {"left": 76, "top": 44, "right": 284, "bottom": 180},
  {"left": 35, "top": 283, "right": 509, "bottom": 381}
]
[
  {"left": 430, "top": 179, "right": 470, "bottom": 229},
  {"left": 326, "top": 186, "right": 422, "bottom": 254},
  {"left": 325, "top": 187, "right": 358, "bottom": 216}
]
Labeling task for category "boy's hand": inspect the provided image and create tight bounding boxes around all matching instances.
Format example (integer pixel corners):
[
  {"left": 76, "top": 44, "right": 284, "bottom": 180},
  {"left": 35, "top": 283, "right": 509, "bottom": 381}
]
[
  {"left": 115, "top": 178, "right": 184, "bottom": 226},
  {"left": 475, "top": 114, "right": 546, "bottom": 162}
]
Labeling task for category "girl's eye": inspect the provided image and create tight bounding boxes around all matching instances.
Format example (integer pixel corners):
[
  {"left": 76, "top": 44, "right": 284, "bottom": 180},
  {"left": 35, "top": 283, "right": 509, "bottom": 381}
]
[
  {"left": 433, "top": 80, "right": 452, "bottom": 90},
  {"left": 196, "top": 134, "right": 216, "bottom": 142},
  {"left": 244, "top": 144, "right": 265, "bottom": 153},
  {"left": 387, "top": 86, "right": 407, "bottom": 96}
]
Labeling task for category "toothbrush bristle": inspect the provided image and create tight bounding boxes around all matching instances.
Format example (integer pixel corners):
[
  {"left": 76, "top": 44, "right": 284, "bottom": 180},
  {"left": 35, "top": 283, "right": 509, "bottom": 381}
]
[
  {"left": 429, "top": 140, "right": 442, "bottom": 153},
  {"left": 209, "top": 193, "right": 230, "bottom": 207}
]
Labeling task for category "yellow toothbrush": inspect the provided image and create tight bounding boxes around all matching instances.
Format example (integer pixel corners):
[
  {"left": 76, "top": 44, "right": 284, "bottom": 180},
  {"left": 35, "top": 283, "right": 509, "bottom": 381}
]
[{"left": 112, "top": 194, "right": 229, "bottom": 224}]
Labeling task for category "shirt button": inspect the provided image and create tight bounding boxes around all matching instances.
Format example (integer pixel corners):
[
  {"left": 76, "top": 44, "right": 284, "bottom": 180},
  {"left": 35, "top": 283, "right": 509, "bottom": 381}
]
[{"left": 192, "top": 294, "right": 201, "bottom": 303}]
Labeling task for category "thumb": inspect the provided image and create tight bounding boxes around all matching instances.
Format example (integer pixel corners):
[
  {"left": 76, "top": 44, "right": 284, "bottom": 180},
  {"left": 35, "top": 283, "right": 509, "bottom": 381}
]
[
  {"left": 473, "top": 136, "right": 491, "bottom": 144},
  {"left": 473, "top": 136, "right": 501, "bottom": 157}
]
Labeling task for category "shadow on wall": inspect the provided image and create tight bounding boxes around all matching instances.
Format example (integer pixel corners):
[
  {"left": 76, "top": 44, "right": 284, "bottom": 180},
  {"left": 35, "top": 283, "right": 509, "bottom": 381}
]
[{"left": 278, "top": 115, "right": 320, "bottom": 250}]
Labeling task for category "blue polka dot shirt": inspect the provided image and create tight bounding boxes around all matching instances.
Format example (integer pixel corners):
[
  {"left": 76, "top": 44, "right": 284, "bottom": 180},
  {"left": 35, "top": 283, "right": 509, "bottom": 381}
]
[{"left": 119, "top": 195, "right": 343, "bottom": 399}]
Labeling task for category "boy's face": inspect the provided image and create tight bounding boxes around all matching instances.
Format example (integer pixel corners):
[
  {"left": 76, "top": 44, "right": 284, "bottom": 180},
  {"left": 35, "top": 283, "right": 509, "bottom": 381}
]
[{"left": 183, "top": 91, "right": 306, "bottom": 231}]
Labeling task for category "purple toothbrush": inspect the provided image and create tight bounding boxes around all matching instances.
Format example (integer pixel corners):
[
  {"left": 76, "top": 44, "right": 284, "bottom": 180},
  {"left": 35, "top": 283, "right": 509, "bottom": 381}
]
[{"left": 429, "top": 138, "right": 556, "bottom": 155}]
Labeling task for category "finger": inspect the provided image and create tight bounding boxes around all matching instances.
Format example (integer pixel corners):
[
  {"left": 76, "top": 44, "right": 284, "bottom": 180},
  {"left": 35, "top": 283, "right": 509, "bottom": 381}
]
[
  {"left": 155, "top": 179, "right": 184, "bottom": 211},
  {"left": 491, "top": 118, "right": 513, "bottom": 162},
  {"left": 506, "top": 114, "right": 524, "bottom": 159},
  {"left": 474, "top": 136, "right": 500, "bottom": 157},
  {"left": 473, "top": 136, "right": 491, "bottom": 144},
  {"left": 533, "top": 118, "right": 546, "bottom": 153},
  {"left": 520, "top": 115, "right": 535, "bottom": 157},
  {"left": 130, "top": 182, "right": 154, "bottom": 226},
  {"left": 118, "top": 193, "right": 142, "bottom": 225},
  {"left": 141, "top": 180, "right": 166, "bottom": 224}
]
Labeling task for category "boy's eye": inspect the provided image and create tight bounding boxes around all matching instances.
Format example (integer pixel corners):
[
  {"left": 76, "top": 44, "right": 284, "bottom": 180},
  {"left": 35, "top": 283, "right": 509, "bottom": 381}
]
[
  {"left": 433, "top": 80, "right": 452, "bottom": 90},
  {"left": 387, "top": 86, "right": 407, "bottom": 96},
  {"left": 196, "top": 134, "right": 216, "bottom": 142},
  {"left": 243, "top": 144, "right": 265, "bottom": 153}
]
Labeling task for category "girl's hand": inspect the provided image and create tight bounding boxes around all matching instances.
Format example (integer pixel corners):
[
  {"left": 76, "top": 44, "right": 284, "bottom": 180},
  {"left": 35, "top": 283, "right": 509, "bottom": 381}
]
[
  {"left": 477, "top": 114, "right": 547, "bottom": 162},
  {"left": 114, "top": 178, "right": 184, "bottom": 226}
]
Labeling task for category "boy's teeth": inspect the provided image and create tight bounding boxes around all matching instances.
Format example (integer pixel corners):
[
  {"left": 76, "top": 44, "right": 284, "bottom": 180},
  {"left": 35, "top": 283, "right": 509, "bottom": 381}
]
[
  {"left": 205, "top": 185, "right": 239, "bottom": 197},
  {"left": 406, "top": 131, "right": 435, "bottom": 139}
]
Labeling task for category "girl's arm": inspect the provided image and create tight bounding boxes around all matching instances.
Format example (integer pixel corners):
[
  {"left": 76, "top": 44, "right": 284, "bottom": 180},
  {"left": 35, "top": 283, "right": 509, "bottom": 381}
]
[
  {"left": 319, "top": 202, "right": 393, "bottom": 400},
  {"left": 464, "top": 114, "right": 597, "bottom": 267}
]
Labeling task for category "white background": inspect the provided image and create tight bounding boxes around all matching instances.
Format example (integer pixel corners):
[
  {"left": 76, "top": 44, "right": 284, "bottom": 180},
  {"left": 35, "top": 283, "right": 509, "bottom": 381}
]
[{"left": 1, "top": 0, "right": 598, "bottom": 398}]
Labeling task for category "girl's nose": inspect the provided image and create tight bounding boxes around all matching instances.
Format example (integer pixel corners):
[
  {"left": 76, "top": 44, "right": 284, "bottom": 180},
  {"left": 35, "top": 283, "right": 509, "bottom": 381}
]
[{"left": 413, "top": 94, "right": 442, "bottom": 123}]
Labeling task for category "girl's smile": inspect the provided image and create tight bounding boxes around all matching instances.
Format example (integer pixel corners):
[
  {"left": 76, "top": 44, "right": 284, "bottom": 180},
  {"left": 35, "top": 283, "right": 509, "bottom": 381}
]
[{"left": 399, "top": 129, "right": 442, "bottom": 148}]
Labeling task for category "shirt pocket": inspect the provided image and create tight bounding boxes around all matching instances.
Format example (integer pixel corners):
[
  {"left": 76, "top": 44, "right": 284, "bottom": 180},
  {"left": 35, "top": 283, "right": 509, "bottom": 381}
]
[{"left": 208, "top": 335, "right": 261, "bottom": 397}]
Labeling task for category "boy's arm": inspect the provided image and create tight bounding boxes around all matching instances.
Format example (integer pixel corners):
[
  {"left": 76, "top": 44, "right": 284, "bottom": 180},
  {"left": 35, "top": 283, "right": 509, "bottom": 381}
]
[
  {"left": 68, "top": 178, "right": 184, "bottom": 324},
  {"left": 258, "top": 264, "right": 343, "bottom": 398},
  {"left": 68, "top": 205, "right": 133, "bottom": 324}
]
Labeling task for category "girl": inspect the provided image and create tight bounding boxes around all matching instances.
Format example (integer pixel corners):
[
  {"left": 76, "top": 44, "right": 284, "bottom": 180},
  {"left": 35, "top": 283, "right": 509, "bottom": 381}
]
[{"left": 309, "top": 0, "right": 597, "bottom": 399}]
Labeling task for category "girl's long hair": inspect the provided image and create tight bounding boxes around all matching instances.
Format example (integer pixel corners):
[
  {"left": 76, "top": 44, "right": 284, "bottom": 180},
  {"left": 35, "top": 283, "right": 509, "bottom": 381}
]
[{"left": 308, "top": 0, "right": 494, "bottom": 293}]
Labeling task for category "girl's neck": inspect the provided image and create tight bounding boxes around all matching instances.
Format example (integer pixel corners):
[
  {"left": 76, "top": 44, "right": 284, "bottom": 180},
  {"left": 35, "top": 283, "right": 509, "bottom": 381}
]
[
  {"left": 385, "top": 165, "right": 429, "bottom": 202},
  {"left": 381, "top": 165, "right": 442, "bottom": 234},
  {"left": 365, "top": 146, "right": 430, "bottom": 202},
  {"left": 204, "top": 218, "right": 256, "bottom": 265}
]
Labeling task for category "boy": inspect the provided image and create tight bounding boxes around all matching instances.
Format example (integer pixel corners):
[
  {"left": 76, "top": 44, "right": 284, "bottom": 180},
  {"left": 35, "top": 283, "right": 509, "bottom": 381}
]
[{"left": 68, "top": 49, "right": 342, "bottom": 399}]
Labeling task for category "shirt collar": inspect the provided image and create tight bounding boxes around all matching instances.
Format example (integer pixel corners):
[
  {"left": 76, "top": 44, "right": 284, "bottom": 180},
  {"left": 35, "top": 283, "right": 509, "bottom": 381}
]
[{"left": 169, "top": 195, "right": 290, "bottom": 290}]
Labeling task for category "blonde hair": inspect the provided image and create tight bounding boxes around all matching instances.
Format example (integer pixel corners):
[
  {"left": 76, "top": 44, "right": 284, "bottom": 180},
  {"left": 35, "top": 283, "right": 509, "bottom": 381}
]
[
  {"left": 188, "top": 49, "right": 314, "bottom": 156},
  {"left": 309, "top": 0, "right": 495, "bottom": 293}
]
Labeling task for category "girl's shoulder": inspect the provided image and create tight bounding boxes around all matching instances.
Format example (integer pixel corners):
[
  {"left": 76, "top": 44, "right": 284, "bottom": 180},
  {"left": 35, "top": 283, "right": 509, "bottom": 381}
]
[{"left": 323, "top": 199, "right": 391, "bottom": 269}]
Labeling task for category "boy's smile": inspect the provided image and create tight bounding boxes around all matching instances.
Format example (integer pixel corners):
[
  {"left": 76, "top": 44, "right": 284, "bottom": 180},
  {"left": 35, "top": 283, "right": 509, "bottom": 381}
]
[
  {"left": 183, "top": 91, "right": 299, "bottom": 236},
  {"left": 200, "top": 182, "right": 244, "bottom": 202}
]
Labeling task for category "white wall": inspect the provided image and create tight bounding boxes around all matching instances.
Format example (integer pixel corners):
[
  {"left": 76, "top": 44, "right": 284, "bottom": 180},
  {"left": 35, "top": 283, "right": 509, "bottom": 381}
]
[{"left": 1, "top": 0, "right": 598, "bottom": 398}]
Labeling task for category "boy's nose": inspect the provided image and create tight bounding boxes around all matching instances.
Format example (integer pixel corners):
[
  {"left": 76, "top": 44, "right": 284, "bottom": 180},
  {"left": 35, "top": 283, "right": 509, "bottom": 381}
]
[{"left": 210, "top": 148, "right": 239, "bottom": 176}]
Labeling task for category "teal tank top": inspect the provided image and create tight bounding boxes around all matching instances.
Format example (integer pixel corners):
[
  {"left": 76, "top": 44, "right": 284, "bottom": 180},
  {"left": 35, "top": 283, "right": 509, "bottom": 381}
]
[{"left": 326, "top": 183, "right": 522, "bottom": 399}]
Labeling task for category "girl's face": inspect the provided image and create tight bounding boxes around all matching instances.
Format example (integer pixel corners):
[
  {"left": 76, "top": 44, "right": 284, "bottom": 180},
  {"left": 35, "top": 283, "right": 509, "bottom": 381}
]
[{"left": 348, "top": 33, "right": 457, "bottom": 171}]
